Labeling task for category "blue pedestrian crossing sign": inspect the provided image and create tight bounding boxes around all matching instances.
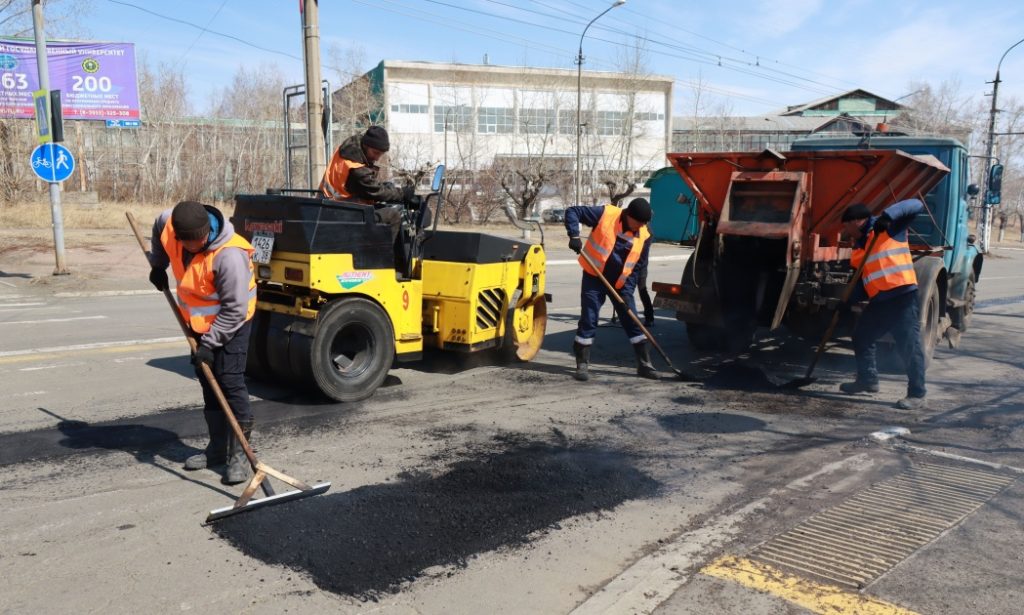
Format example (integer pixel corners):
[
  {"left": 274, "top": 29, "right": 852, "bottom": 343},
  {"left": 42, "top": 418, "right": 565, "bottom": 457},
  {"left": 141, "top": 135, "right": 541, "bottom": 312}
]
[{"left": 29, "top": 143, "right": 75, "bottom": 183}]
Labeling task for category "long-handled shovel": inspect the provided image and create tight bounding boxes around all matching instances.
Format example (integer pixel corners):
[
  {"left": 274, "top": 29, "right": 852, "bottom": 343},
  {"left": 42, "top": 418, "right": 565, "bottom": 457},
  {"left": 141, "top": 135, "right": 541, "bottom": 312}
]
[
  {"left": 126, "top": 212, "right": 330, "bottom": 523},
  {"left": 578, "top": 250, "right": 700, "bottom": 382},
  {"left": 782, "top": 231, "right": 882, "bottom": 389}
]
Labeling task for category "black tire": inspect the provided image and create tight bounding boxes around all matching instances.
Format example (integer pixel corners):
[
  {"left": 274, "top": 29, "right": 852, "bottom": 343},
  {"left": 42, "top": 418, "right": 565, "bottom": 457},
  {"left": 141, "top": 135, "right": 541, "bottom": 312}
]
[
  {"left": 309, "top": 297, "right": 394, "bottom": 402},
  {"left": 958, "top": 273, "right": 977, "bottom": 332},
  {"left": 917, "top": 278, "right": 940, "bottom": 368}
]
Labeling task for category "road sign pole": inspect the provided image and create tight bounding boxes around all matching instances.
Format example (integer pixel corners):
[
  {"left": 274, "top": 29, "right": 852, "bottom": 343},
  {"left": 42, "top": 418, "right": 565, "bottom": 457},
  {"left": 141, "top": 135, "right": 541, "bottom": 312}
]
[{"left": 32, "top": 0, "right": 68, "bottom": 275}]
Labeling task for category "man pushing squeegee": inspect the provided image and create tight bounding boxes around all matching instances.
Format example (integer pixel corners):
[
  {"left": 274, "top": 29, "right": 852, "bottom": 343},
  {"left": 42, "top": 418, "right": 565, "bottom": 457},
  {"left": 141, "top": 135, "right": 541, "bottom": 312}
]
[{"left": 128, "top": 202, "right": 329, "bottom": 523}]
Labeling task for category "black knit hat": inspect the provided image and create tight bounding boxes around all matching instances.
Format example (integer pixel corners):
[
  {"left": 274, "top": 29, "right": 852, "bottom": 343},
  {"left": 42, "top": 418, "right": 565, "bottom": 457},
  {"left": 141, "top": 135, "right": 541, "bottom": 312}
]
[
  {"left": 171, "top": 200, "right": 211, "bottom": 241},
  {"left": 625, "top": 197, "right": 652, "bottom": 223},
  {"left": 361, "top": 126, "right": 390, "bottom": 152},
  {"left": 842, "top": 203, "right": 872, "bottom": 222}
]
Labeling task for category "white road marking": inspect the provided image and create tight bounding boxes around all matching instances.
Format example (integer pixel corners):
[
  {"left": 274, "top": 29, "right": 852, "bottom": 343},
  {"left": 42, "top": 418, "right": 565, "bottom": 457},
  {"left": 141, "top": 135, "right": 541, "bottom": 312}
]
[
  {"left": 19, "top": 362, "right": 85, "bottom": 372},
  {"left": 547, "top": 254, "right": 691, "bottom": 266},
  {"left": 980, "top": 275, "right": 1024, "bottom": 280},
  {"left": 9, "top": 390, "right": 46, "bottom": 397},
  {"left": 0, "top": 315, "right": 106, "bottom": 326},
  {"left": 0, "top": 336, "right": 182, "bottom": 358},
  {"left": 0, "top": 280, "right": 16, "bottom": 288},
  {"left": 0, "top": 302, "right": 48, "bottom": 309},
  {"left": 54, "top": 289, "right": 168, "bottom": 298}
]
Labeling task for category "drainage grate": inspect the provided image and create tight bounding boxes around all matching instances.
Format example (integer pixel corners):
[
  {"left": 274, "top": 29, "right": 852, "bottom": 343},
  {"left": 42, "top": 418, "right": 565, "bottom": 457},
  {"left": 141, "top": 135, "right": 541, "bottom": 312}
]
[{"left": 750, "top": 463, "right": 1015, "bottom": 589}]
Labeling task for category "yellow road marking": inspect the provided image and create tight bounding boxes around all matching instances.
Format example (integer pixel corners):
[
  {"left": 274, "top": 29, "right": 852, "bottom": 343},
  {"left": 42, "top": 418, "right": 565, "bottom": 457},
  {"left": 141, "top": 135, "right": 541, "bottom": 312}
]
[
  {"left": 0, "top": 340, "right": 183, "bottom": 365},
  {"left": 701, "top": 555, "right": 919, "bottom": 615}
]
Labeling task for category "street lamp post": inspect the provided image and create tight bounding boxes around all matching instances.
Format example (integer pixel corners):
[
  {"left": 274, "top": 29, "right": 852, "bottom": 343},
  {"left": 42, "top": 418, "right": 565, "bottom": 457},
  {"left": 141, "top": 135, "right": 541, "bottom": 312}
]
[
  {"left": 575, "top": 0, "right": 625, "bottom": 208},
  {"left": 980, "top": 37, "right": 1024, "bottom": 254}
]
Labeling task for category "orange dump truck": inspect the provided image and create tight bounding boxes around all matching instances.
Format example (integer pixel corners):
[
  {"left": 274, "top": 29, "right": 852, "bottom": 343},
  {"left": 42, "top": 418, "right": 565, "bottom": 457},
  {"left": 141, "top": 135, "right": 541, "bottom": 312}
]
[{"left": 652, "top": 135, "right": 981, "bottom": 362}]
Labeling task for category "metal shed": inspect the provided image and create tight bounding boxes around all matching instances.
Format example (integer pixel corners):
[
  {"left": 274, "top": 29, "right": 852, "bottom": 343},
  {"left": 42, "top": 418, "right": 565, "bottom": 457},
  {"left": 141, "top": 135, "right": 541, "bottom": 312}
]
[{"left": 644, "top": 167, "right": 699, "bottom": 243}]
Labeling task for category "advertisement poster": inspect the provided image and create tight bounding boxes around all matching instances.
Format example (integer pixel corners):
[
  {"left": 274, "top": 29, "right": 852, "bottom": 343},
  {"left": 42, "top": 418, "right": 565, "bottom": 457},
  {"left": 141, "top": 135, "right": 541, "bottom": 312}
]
[{"left": 0, "top": 38, "right": 140, "bottom": 120}]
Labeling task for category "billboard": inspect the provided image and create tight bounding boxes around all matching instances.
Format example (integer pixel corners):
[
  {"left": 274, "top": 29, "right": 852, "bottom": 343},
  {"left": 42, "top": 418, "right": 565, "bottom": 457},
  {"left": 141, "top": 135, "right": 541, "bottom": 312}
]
[{"left": 0, "top": 38, "right": 140, "bottom": 120}]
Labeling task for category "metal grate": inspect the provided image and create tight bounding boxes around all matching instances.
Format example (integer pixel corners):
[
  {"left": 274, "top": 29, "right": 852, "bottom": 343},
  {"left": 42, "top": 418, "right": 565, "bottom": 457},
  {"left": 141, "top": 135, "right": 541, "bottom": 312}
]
[
  {"left": 476, "top": 288, "right": 505, "bottom": 330},
  {"left": 750, "top": 463, "right": 1016, "bottom": 589}
]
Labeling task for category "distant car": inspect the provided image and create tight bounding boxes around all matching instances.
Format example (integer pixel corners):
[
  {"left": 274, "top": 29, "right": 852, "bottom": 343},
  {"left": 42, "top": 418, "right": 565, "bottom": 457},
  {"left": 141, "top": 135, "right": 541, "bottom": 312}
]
[{"left": 543, "top": 208, "right": 565, "bottom": 223}]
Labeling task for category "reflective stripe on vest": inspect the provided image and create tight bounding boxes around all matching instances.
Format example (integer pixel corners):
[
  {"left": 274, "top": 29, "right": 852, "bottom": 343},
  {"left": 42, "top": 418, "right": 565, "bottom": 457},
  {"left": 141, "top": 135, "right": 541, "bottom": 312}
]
[
  {"left": 578, "top": 205, "right": 650, "bottom": 289},
  {"left": 160, "top": 220, "right": 257, "bottom": 333},
  {"left": 319, "top": 150, "right": 368, "bottom": 202},
  {"left": 850, "top": 230, "right": 917, "bottom": 298}
]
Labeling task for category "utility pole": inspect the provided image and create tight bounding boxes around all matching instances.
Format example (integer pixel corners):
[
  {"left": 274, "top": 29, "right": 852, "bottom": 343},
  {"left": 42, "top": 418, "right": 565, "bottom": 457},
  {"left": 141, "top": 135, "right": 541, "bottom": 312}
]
[
  {"left": 32, "top": 0, "right": 68, "bottom": 275},
  {"left": 300, "top": 0, "right": 325, "bottom": 190},
  {"left": 981, "top": 37, "right": 1024, "bottom": 254}
]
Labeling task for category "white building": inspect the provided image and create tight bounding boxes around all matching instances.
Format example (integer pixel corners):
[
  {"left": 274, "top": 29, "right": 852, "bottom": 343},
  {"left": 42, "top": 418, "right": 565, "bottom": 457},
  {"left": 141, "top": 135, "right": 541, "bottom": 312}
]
[{"left": 336, "top": 60, "right": 673, "bottom": 206}]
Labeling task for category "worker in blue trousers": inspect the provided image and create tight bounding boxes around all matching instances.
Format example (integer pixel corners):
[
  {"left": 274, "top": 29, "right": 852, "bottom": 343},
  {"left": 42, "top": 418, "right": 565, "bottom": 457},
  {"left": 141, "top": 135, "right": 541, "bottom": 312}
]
[
  {"left": 839, "top": 200, "right": 928, "bottom": 410},
  {"left": 565, "top": 198, "right": 659, "bottom": 382}
]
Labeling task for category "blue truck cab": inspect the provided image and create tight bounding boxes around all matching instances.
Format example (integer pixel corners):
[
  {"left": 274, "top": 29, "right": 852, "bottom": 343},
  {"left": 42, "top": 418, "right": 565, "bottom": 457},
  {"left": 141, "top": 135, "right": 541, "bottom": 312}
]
[{"left": 791, "top": 134, "right": 982, "bottom": 346}]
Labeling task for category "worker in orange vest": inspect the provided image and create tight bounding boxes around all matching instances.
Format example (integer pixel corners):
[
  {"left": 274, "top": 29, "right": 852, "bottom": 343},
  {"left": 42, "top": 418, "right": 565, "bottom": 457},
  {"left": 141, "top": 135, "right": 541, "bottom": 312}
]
[
  {"left": 319, "top": 126, "right": 421, "bottom": 242},
  {"left": 839, "top": 200, "right": 927, "bottom": 410},
  {"left": 148, "top": 201, "right": 258, "bottom": 484},
  {"left": 565, "top": 198, "right": 660, "bottom": 381}
]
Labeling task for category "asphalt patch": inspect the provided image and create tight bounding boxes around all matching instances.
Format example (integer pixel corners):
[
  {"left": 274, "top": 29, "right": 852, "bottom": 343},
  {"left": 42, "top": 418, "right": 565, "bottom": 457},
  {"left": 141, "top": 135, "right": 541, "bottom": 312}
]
[
  {"left": 211, "top": 439, "right": 659, "bottom": 600},
  {"left": 658, "top": 412, "right": 767, "bottom": 434},
  {"left": 703, "top": 363, "right": 782, "bottom": 390}
]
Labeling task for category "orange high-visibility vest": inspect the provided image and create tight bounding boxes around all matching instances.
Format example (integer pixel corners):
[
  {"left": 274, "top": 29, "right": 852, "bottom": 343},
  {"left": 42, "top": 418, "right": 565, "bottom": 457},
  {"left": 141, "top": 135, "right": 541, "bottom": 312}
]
[
  {"left": 579, "top": 205, "right": 650, "bottom": 289},
  {"left": 850, "top": 229, "right": 917, "bottom": 298},
  {"left": 160, "top": 220, "right": 257, "bottom": 333},
  {"left": 319, "top": 150, "right": 369, "bottom": 202}
]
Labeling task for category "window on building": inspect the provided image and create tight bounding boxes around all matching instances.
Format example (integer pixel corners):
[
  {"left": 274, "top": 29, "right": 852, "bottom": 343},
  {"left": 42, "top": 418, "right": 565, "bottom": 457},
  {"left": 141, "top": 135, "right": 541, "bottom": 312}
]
[
  {"left": 559, "top": 109, "right": 592, "bottom": 135},
  {"left": 633, "top": 111, "right": 664, "bottom": 121},
  {"left": 478, "top": 107, "right": 515, "bottom": 134},
  {"left": 434, "top": 105, "right": 473, "bottom": 132},
  {"left": 520, "top": 108, "right": 555, "bottom": 135},
  {"left": 391, "top": 104, "right": 428, "bottom": 114},
  {"left": 596, "top": 110, "right": 629, "bottom": 136}
]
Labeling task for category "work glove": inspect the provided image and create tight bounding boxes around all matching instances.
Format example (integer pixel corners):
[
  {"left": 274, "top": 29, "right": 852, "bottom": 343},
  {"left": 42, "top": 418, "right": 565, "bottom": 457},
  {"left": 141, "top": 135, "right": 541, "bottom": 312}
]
[
  {"left": 406, "top": 194, "right": 423, "bottom": 210},
  {"left": 568, "top": 236, "right": 583, "bottom": 254},
  {"left": 148, "top": 267, "right": 168, "bottom": 292},
  {"left": 872, "top": 214, "right": 892, "bottom": 234},
  {"left": 191, "top": 345, "right": 215, "bottom": 368}
]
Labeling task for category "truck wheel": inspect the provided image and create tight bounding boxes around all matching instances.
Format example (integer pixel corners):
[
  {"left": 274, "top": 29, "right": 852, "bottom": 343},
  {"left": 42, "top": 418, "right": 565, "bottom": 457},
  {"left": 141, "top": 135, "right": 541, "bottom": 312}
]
[
  {"left": 918, "top": 279, "right": 940, "bottom": 368},
  {"left": 310, "top": 298, "right": 394, "bottom": 402},
  {"left": 958, "top": 273, "right": 977, "bottom": 332}
]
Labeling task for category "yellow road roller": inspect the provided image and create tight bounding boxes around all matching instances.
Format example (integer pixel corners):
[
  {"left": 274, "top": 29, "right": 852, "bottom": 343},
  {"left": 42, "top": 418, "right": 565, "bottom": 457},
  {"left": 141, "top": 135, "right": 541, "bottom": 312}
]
[{"left": 231, "top": 166, "right": 548, "bottom": 402}]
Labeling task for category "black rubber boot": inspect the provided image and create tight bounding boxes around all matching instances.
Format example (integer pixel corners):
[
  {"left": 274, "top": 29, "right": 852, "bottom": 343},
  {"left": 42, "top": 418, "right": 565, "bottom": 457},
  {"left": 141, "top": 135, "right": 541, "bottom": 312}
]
[
  {"left": 183, "top": 410, "right": 228, "bottom": 470},
  {"left": 573, "top": 342, "right": 591, "bottom": 381},
  {"left": 633, "top": 342, "right": 660, "bottom": 380},
  {"left": 222, "top": 421, "right": 253, "bottom": 485}
]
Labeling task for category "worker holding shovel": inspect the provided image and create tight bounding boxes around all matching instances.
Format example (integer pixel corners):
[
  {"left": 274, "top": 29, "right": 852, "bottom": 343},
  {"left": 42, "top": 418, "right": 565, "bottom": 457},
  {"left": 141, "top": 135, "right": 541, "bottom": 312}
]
[
  {"left": 148, "top": 200, "right": 258, "bottom": 484},
  {"left": 565, "top": 198, "right": 660, "bottom": 381},
  {"left": 838, "top": 200, "right": 928, "bottom": 410}
]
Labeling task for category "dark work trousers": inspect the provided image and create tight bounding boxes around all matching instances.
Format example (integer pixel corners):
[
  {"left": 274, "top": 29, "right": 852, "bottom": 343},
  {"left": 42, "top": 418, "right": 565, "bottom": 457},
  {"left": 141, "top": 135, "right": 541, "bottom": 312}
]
[
  {"left": 575, "top": 273, "right": 646, "bottom": 346},
  {"left": 195, "top": 320, "right": 253, "bottom": 423},
  {"left": 852, "top": 290, "right": 927, "bottom": 398},
  {"left": 610, "top": 264, "right": 653, "bottom": 324}
]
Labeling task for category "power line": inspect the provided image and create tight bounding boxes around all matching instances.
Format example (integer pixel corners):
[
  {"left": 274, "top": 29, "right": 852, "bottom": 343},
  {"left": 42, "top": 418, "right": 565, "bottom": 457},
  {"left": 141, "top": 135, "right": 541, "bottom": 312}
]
[
  {"left": 105, "top": 0, "right": 302, "bottom": 63},
  {"left": 177, "top": 0, "right": 231, "bottom": 64}
]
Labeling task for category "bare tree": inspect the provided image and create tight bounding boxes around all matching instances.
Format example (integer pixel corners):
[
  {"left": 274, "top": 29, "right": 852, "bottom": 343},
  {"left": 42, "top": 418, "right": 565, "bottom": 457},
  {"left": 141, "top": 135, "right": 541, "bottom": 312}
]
[{"left": 0, "top": 0, "right": 91, "bottom": 38}]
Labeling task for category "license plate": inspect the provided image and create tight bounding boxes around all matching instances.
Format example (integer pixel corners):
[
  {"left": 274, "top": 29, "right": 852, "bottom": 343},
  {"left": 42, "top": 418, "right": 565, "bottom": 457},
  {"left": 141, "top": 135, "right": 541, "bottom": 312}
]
[{"left": 251, "top": 230, "right": 275, "bottom": 264}]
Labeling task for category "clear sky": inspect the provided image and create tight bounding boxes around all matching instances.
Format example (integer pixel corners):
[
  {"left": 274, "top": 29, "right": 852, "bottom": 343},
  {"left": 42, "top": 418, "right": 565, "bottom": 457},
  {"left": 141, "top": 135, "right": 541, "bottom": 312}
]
[{"left": 62, "top": 0, "right": 1024, "bottom": 117}]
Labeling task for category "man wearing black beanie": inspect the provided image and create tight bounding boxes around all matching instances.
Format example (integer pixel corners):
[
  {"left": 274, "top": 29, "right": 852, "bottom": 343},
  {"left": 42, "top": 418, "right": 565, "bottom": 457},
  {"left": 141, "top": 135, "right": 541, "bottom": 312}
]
[
  {"left": 319, "top": 125, "right": 422, "bottom": 238},
  {"left": 148, "top": 200, "right": 259, "bottom": 485},
  {"left": 564, "top": 197, "right": 661, "bottom": 381}
]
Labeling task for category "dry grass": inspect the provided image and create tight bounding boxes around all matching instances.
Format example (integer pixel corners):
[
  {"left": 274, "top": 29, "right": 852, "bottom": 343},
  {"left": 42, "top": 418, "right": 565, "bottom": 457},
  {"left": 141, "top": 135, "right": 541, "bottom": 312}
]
[{"left": 0, "top": 201, "right": 226, "bottom": 230}]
